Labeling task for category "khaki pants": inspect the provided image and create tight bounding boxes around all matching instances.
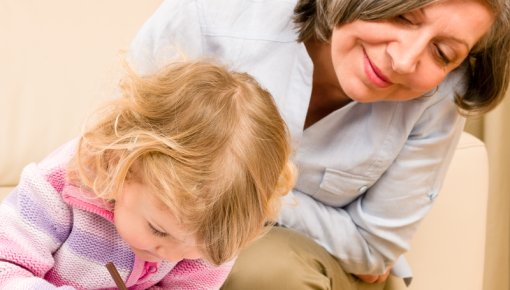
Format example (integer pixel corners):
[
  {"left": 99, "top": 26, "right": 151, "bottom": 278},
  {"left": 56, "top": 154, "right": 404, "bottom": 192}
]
[{"left": 221, "top": 227, "right": 387, "bottom": 290}]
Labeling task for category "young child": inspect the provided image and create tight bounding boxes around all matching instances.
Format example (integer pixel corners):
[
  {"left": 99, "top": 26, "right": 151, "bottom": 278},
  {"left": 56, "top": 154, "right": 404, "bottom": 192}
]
[{"left": 0, "top": 60, "right": 295, "bottom": 289}]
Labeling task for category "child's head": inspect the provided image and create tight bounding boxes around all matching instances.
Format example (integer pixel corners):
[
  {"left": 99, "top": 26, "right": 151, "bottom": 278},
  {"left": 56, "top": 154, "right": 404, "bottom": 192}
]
[{"left": 69, "top": 59, "right": 295, "bottom": 265}]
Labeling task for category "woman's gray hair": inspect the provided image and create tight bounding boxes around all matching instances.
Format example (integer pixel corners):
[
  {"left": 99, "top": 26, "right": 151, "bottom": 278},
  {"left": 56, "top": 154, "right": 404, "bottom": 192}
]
[
  {"left": 294, "top": 0, "right": 437, "bottom": 42},
  {"left": 294, "top": 0, "right": 510, "bottom": 115}
]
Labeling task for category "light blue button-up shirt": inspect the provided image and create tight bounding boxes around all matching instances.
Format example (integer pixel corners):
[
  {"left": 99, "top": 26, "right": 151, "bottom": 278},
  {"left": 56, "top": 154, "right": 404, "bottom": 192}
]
[{"left": 129, "top": 0, "right": 466, "bottom": 280}]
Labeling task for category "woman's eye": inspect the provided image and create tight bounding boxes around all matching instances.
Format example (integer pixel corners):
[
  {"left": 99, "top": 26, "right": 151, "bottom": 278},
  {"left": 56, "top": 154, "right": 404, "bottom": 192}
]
[
  {"left": 149, "top": 223, "right": 168, "bottom": 238},
  {"left": 434, "top": 44, "right": 452, "bottom": 65},
  {"left": 395, "top": 14, "right": 413, "bottom": 25}
]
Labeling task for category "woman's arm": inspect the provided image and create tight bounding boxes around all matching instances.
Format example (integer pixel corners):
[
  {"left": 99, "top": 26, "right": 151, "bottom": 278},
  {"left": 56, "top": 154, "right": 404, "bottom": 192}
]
[{"left": 279, "top": 89, "right": 466, "bottom": 276}]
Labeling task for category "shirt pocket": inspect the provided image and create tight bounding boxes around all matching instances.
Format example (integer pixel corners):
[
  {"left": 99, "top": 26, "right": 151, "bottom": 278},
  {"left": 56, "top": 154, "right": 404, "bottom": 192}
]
[{"left": 314, "top": 168, "right": 374, "bottom": 207}]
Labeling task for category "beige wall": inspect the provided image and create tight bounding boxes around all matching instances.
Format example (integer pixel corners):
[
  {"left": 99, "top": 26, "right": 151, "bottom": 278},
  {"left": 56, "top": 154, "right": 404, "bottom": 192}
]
[{"left": 0, "top": 0, "right": 162, "bottom": 186}]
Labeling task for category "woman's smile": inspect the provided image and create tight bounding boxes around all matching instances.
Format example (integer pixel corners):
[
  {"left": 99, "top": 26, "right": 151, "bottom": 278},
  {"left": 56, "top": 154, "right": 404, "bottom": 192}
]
[{"left": 363, "top": 49, "right": 393, "bottom": 88}]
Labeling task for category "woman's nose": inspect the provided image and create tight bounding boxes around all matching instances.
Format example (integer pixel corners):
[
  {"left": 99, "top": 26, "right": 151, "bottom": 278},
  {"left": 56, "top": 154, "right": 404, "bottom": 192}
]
[{"left": 387, "top": 31, "right": 429, "bottom": 74}]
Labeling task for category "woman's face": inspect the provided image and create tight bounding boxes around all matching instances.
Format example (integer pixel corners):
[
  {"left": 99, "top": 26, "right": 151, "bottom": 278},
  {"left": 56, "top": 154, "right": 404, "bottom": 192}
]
[{"left": 331, "top": 0, "right": 494, "bottom": 102}]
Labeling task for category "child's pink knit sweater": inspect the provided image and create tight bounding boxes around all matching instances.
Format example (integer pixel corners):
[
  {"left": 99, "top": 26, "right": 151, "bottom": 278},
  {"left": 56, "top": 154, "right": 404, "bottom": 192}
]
[{"left": 0, "top": 141, "right": 233, "bottom": 289}]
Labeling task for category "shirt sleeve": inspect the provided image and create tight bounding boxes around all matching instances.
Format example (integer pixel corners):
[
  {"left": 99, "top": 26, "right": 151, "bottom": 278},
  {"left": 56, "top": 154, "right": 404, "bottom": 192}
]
[
  {"left": 128, "top": 0, "right": 203, "bottom": 75},
  {"left": 0, "top": 163, "right": 74, "bottom": 289},
  {"left": 278, "top": 82, "right": 466, "bottom": 275}
]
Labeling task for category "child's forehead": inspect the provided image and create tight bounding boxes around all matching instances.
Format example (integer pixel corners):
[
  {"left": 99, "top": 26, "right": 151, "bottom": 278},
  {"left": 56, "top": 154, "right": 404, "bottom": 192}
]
[
  {"left": 142, "top": 185, "right": 174, "bottom": 211},
  {"left": 128, "top": 167, "right": 198, "bottom": 241},
  {"left": 144, "top": 191, "right": 200, "bottom": 243},
  {"left": 128, "top": 168, "right": 170, "bottom": 205}
]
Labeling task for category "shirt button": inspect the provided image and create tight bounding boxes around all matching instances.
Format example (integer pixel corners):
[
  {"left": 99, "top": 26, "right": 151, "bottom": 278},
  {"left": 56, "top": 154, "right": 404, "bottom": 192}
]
[
  {"left": 358, "top": 185, "right": 368, "bottom": 194},
  {"left": 148, "top": 266, "right": 157, "bottom": 273}
]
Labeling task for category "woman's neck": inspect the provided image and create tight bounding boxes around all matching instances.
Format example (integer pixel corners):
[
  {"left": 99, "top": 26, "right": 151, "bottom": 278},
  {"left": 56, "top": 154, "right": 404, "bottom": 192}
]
[{"left": 303, "top": 39, "right": 351, "bottom": 128}]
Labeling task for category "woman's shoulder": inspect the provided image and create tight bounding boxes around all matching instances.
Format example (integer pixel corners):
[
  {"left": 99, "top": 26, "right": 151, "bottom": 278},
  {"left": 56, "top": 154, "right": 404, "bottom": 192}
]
[
  {"left": 196, "top": 0, "right": 298, "bottom": 41},
  {"left": 130, "top": 0, "right": 301, "bottom": 73}
]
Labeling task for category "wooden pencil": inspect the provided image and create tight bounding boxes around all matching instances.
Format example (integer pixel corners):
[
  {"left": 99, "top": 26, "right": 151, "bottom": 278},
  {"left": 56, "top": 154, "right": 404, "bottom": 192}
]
[{"left": 106, "top": 261, "right": 128, "bottom": 290}]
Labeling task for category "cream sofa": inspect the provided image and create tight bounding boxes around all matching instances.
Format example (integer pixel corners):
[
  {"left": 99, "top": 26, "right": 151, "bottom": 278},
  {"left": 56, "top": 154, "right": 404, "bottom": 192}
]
[
  {"left": 0, "top": 1, "right": 489, "bottom": 290},
  {"left": 385, "top": 132, "right": 489, "bottom": 290}
]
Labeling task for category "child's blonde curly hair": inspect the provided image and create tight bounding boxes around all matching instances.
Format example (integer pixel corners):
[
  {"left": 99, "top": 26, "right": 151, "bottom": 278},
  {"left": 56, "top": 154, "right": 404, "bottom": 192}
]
[{"left": 68, "top": 59, "right": 296, "bottom": 265}]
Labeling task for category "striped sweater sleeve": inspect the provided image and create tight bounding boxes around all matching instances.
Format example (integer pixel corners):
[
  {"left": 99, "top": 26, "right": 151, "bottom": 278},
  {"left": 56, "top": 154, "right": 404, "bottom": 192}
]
[{"left": 0, "top": 163, "right": 75, "bottom": 289}]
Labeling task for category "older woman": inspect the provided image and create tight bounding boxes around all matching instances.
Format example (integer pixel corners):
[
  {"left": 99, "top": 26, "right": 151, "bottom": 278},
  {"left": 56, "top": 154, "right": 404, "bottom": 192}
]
[{"left": 128, "top": 0, "right": 510, "bottom": 289}]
